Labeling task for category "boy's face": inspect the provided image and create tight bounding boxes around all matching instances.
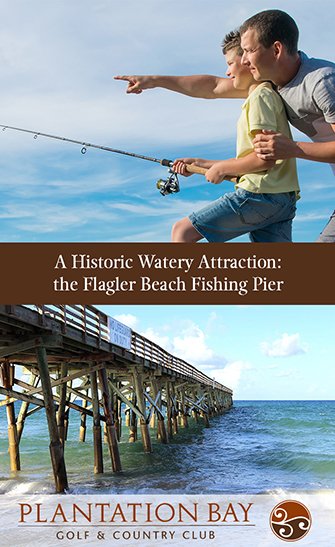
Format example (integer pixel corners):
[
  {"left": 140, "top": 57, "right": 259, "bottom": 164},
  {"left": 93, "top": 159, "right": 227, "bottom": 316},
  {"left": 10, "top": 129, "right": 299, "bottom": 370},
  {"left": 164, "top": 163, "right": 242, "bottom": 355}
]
[
  {"left": 225, "top": 48, "right": 255, "bottom": 90},
  {"left": 240, "top": 28, "right": 277, "bottom": 82}
]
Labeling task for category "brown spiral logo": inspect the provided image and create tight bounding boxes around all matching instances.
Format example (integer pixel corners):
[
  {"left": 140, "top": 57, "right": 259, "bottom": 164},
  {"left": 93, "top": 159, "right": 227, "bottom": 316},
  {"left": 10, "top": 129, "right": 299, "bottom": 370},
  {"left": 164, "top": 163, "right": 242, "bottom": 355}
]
[{"left": 269, "top": 500, "right": 312, "bottom": 541}]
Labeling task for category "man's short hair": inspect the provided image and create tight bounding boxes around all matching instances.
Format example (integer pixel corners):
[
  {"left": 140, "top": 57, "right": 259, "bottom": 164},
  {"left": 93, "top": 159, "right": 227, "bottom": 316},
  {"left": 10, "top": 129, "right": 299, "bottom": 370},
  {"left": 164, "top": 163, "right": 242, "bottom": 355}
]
[
  {"left": 240, "top": 10, "right": 299, "bottom": 55},
  {"left": 222, "top": 30, "right": 243, "bottom": 56}
]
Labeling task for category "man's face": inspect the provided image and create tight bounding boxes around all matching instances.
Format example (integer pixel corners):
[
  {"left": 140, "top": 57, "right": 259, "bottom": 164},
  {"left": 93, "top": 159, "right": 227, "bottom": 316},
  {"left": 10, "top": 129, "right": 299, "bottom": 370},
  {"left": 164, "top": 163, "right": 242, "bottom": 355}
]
[
  {"left": 225, "top": 48, "right": 255, "bottom": 90},
  {"left": 240, "top": 28, "right": 276, "bottom": 81}
]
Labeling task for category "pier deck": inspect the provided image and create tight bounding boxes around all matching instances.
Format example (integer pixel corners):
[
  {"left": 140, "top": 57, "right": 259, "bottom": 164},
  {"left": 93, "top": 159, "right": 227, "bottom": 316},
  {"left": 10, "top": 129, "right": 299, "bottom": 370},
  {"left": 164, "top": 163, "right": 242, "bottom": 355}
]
[{"left": 0, "top": 304, "right": 232, "bottom": 492}]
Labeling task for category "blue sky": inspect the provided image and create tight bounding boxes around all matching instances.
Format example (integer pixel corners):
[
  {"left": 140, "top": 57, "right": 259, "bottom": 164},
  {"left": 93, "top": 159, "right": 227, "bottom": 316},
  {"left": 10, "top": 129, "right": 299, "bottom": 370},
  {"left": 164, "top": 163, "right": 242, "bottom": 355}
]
[
  {"left": 0, "top": 0, "right": 334, "bottom": 242},
  {"left": 99, "top": 304, "right": 335, "bottom": 401},
  {"left": 1, "top": 3, "right": 334, "bottom": 400}
]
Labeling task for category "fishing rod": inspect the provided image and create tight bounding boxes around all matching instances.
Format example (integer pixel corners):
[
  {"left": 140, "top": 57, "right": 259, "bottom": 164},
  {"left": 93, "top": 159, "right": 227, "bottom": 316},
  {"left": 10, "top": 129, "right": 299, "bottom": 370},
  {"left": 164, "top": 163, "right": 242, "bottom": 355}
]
[{"left": 0, "top": 123, "right": 236, "bottom": 195}]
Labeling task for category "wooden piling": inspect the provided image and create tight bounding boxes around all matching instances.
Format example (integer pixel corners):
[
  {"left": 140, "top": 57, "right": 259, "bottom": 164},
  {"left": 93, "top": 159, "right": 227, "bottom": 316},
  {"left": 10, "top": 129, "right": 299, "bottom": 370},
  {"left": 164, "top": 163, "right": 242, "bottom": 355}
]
[
  {"left": 165, "top": 381, "right": 173, "bottom": 439},
  {"left": 149, "top": 410, "right": 156, "bottom": 429},
  {"left": 17, "top": 372, "right": 37, "bottom": 444},
  {"left": 133, "top": 368, "right": 152, "bottom": 453},
  {"left": 128, "top": 392, "right": 138, "bottom": 443},
  {"left": 57, "top": 363, "right": 68, "bottom": 445},
  {"left": 1, "top": 362, "right": 20, "bottom": 472},
  {"left": 191, "top": 390, "right": 199, "bottom": 423},
  {"left": 129, "top": 409, "right": 138, "bottom": 443},
  {"left": 90, "top": 370, "right": 103, "bottom": 474},
  {"left": 36, "top": 346, "right": 68, "bottom": 493},
  {"left": 180, "top": 390, "right": 189, "bottom": 428},
  {"left": 98, "top": 367, "right": 122, "bottom": 472},
  {"left": 64, "top": 379, "right": 72, "bottom": 442},
  {"left": 79, "top": 392, "right": 88, "bottom": 443},
  {"left": 125, "top": 408, "right": 130, "bottom": 428},
  {"left": 117, "top": 398, "right": 122, "bottom": 440},
  {"left": 157, "top": 414, "right": 168, "bottom": 443},
  {"left": 202, "top": 410, "right": 210, "bottom": 428},
  {"left": 103, "top": 422, "right": 108, "bottom": 444},
  {"left": 111, "top": 379, "right": 121, "bottom": 441},
  {"left": 64, "top": 408, "right": 70, "bottom": 441},
  {"left": 171, "top": 383, "right": 178, "bottom": 435},
  {"left": 172, "top": 414, "right": 178, "bottom": 435},
  {"left": 6, "top": 400, "right": 20, "bottom": 471},
  {"left": 151, "top": 378, "right": 168, "bottom": 444},
  {"left": 16, "top": 400, "right": 30, "bottom": 444},
  {"left": 212, "top": 391, "right": 220, "bottom": 415}
]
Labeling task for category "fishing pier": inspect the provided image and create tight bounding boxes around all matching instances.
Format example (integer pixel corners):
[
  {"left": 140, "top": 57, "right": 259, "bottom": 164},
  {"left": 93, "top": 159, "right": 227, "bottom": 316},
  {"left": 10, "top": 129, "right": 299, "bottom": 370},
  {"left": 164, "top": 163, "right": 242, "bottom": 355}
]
[{"left": 0, "top": 304, "right": 233, "bottom": 493}]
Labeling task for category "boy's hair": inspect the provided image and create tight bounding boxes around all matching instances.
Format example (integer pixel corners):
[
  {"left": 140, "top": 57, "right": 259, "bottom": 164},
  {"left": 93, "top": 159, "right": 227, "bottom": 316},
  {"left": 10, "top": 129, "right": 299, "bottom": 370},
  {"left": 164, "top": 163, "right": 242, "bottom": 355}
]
[
  {"left": 240, "top": 10, "right": 299, "bottom": 55},
  {"left": 221, "top": 30, "right": 243, "bottom": 56}
]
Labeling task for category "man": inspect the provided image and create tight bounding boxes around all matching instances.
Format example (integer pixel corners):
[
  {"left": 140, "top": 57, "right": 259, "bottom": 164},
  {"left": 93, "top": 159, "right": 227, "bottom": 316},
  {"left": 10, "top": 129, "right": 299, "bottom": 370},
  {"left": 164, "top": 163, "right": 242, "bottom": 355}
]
[
  {"left": 170, "top": 30, "right": 298, "bottom": 243},
  {"left": 115, "top": 10, "right": 335, "bottom": 242}
]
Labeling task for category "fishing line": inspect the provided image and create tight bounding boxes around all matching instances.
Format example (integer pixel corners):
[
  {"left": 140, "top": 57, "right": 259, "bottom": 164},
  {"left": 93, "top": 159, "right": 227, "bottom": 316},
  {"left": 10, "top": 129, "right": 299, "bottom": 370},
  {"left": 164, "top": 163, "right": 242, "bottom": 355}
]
[{"left": 0, "top": 123, "right": 236, "bottom": 195}]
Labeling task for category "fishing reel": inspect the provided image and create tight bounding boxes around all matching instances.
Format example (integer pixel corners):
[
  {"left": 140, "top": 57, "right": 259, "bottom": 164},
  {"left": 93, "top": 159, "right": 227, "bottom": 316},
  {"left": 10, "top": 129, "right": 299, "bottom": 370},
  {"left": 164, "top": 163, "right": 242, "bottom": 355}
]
[{"left": 156, "top": 168, "right": 180, "bottom": 196}]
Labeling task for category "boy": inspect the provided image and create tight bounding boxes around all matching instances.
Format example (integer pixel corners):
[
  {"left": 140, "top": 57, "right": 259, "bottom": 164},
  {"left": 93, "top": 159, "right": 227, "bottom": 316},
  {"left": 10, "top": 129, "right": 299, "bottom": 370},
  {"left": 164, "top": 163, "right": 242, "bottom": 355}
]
[{"left": 170, "top": 30, "right": 299, "bottom": 242}]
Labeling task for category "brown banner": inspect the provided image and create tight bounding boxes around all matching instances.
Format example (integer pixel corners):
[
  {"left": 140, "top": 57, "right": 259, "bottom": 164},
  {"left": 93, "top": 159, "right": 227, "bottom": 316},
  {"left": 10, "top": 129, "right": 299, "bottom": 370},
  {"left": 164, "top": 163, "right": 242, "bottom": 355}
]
[{"left": 0, "top": 243, "right": 334, "bottom": 304}]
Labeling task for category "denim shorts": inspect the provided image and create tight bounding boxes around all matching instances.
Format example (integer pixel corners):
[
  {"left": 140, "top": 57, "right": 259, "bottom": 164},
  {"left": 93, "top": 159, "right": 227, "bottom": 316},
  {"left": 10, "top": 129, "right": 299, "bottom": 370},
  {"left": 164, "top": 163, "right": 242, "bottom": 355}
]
[{"left": 189, "top": 188, "right": 297, "bottom": 242}]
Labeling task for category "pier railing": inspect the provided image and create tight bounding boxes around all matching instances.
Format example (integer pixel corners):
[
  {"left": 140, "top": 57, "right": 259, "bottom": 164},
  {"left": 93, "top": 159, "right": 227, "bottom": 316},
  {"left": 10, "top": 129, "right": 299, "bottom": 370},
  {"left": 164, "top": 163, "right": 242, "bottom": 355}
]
[{"left": 25, "top": 305, "right": 232, "bottom": 394}]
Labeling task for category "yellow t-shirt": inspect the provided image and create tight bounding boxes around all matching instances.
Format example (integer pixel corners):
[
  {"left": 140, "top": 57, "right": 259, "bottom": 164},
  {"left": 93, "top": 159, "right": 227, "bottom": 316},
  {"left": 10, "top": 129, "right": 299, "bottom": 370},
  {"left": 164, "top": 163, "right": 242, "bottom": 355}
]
[{"left": 236, "top": 82, "right": 300, "bottom": 194}]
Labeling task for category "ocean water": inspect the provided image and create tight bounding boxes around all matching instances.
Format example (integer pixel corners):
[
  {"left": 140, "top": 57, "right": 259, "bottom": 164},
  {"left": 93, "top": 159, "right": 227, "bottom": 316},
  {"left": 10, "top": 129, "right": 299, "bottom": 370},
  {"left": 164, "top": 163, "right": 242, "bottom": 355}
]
[{"left": 0, "top": 400, "right": 334, "bottom": 496}]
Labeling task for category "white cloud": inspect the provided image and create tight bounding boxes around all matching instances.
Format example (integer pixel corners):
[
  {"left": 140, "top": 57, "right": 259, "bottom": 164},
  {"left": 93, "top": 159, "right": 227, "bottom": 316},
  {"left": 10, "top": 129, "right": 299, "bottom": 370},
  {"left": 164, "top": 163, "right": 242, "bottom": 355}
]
[
  {"left": 171, "top": 323, "right": 215, "bottom": 364},
  {"left": 0, "top": 1, "right": 245, "bottom": 148},
  {"left": 5, "top": 0, "right": 332, "bottom": 151},
  {"left": 139, "top": 318, "right": 237, "bottom": 394},
  {"left": 294, "top": 212, "right": 330, "bottom": 222},
  {"left": 275, "top": 369, "right": 295, "bottom": 378},
  {"left": 140, "top": 320, "right": 222, "bottom": 367},
  {"left": 3, "top": 202, "right": 118, "bottom": 234},
  {"left": 261, "top": 333, "right": 307, "bottom": 358},
  {"left": 211, "top": 360, "right": 251, "bottom": 391},
  {"left": 113, "top": 314, "right": 138, "bottom": 329},
  {"left": 140, "top": 328, "right": 170, "bottom": 351},
  {"left": 205, "top": 311, "right": 227, "bottom": 335}
]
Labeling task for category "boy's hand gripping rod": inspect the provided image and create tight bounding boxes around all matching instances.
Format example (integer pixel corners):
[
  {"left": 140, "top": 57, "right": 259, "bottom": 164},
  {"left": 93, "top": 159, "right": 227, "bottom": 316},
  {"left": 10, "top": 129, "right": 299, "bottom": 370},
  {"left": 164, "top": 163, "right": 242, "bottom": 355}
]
[{"left": 0, "top": 123, "right": 237, "bottom": 195}]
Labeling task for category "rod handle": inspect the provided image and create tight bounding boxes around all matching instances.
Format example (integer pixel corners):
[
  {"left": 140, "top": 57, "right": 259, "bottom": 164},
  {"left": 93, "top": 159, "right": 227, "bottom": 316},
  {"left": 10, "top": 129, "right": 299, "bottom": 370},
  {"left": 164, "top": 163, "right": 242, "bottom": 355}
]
[
  {"left": 161, "top": 159, "right": 238, "bottom": 183},
  {"left": 185, "top": 164, "right": 207, "bottom": 175},
  {"left": 186, "top": 163, "right": 238, "bottom": 183}
]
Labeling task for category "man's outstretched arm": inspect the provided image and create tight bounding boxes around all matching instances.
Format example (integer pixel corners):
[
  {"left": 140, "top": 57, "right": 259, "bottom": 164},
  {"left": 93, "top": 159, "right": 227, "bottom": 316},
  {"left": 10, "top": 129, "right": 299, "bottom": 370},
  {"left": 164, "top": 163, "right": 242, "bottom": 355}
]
[{"left": 114, "top": 74, "right": 246, "bottom": 99}]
